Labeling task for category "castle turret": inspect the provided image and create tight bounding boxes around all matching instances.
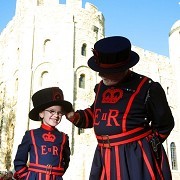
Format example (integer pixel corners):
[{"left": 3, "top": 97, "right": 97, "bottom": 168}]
[
  {"left": 66, "top": 0, "right": 82, "bottom": 8},
  {"left": 169, "top": 20, "right": 180, "bottom": 129},
  {"left": 168, "top": 20, "right": 180, "bottom": 177},
  {"left": 169, "top": 20, "right": 180, "bottom": 60}
]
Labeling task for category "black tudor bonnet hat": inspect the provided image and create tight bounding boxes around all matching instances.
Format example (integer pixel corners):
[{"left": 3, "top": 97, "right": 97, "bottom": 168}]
[
  {"left": 88, "top": 36, "right": 139, "bottom": 73},
  {"left": 29, "top": 87, "right": 72, "bottom": 121}
]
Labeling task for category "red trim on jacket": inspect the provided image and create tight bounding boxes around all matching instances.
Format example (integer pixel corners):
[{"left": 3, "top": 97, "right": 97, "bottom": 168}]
[
  {"left": 30, "top": 130, "right": 39, "bottom": 164},
  {"left": 41, "top": 123, "right": 55, "bottom": 131},
  {"left": 28, "top": 163, "right": 64, "bottom": 176},
  {"left": 59, "top": 133, "right": 66, "bottom": 166},
  {"left": 138, "top": 141, "right": 156, "bottom": 179},
  {"left": 13, "top": 167, "right": 28, "bottom": 179},
  {"left": 122, "top": 77, "right": 148, "bottom": 132},
  {"left": 96, "top": 127, "right": 152, "bottom": 148}
]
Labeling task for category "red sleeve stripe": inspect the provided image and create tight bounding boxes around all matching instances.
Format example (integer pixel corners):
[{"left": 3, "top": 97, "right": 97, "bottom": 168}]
[
  {"left": 19, "top": 172, "right": 28, "bottom": 179},
  {"left": 83, "top": 110, "right": 89, "bottom": 128},
  {"left": 16, "top": 166, "right": 27, "bottom": 174},
  {"left": 86, "top": 108, "right": 93, "bottom": 117},
  {"left": 14, "top": 168, "right": 28, "bottom": 179}
]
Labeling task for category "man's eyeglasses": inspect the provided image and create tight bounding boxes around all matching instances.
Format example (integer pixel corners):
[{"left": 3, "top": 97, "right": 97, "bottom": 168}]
[{"left": 44, "top": 109, "right": 64, "bottom": 117}]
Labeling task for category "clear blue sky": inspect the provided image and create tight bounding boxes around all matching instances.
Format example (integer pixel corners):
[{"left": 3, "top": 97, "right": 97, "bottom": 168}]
[{"left": 0, "top": 0, "right": 179, "bottom": 57}]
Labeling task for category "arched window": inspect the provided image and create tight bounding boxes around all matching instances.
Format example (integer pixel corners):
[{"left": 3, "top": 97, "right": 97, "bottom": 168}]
[
  {"left": 170, "top": 142, "right": 178, "bottom": 170},
  {"left": 167, "top": 87, "right": 169, "bottom": 95},
  {"left": 79, "top": 74, "right": 85, "bottom": 89},
  {"left": 93, "top": 25, "right": 99, "bottom": 41},
  {"left": 40, "top": 71, "right": 49, "bottom": 88},
  {"left": 43, "top": 39, "right": 51, "bottom": 59},
  {"left": 15, "top": 78, "right": 18, "bottom": 92},
  {"left": 81, "top": 43, "right": 87, "bottom": 56}
]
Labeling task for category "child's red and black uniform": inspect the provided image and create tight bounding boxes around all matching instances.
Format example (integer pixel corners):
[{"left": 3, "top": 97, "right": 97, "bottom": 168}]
[
  {"left": 14, "top": 123, "right": 70, "bottom": 180},
  {"left": 72, "top": 72, "right": 174, "bottom": 180}
]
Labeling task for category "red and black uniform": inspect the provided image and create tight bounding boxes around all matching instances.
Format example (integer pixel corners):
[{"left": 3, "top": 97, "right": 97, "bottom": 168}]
[
  {"left": 73, "top": 71, "right": 174, "bottom": 180},
  {"left": 14, "top": 123, "right": 70, "bottom": 180}
]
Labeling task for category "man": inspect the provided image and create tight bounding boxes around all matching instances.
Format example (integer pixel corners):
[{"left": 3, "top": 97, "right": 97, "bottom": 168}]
[{"left": 67, "top": 36, "right": 174, "bottom": 180}]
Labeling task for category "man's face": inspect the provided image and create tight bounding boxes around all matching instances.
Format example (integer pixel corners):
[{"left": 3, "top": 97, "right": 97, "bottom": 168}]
[{"left": 98, "top": 70, "right": 129, "bottom": 86}]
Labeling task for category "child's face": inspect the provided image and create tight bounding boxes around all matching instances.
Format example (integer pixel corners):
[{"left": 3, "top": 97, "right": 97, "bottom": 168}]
[{"left": 39, "top": 105, "right": 64, "bottom": 127}]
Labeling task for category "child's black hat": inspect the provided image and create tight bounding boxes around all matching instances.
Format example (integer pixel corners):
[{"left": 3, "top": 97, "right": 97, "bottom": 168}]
[{"left": 29, "top": 87, "right": 72, "bottom": 121}]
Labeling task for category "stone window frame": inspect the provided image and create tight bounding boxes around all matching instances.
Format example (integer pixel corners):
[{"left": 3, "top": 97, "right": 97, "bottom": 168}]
[
  {"left": 170, "top": 142, "right": 178, "bottom": 170},
  {"left": 81, "top": 43, "right": 87, "bottom": 56}
]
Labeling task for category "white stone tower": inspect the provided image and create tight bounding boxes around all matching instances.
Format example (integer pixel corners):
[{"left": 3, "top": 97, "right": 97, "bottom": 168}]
[
  {"left": 169, "top": 20, "right": 180, "bottom": 130},
  {"left": 0, "top": 0, "right": 104, "bottom": 177},
  {"left": 169, "top": 20, "right": 180, "bottom": 178}
]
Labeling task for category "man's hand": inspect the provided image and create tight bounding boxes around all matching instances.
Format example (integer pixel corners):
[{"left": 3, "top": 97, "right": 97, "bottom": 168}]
[
  {"left": 66, "top": 111, "right": 80, "bottom": 125},
  {"left": 66, "top": 111, "right": 75, "bottom": 120}
]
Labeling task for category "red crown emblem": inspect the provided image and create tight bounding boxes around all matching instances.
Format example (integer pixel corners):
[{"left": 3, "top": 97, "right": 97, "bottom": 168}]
[
  {"left": 42, "top": 132, "right": 56, "bottom": 142},
  {"left": 102, "top": 88, "right": 123, "bottom": 103}
]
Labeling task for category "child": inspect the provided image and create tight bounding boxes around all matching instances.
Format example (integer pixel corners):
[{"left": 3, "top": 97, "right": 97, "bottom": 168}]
[{"left": 14, "top": 87, "right": 72, "bottom": 180}]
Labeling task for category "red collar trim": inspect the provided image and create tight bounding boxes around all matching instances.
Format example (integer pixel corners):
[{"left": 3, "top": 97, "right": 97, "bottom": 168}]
[{"left": 41, "top": 123, "right": 55, "bottom": 131}]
